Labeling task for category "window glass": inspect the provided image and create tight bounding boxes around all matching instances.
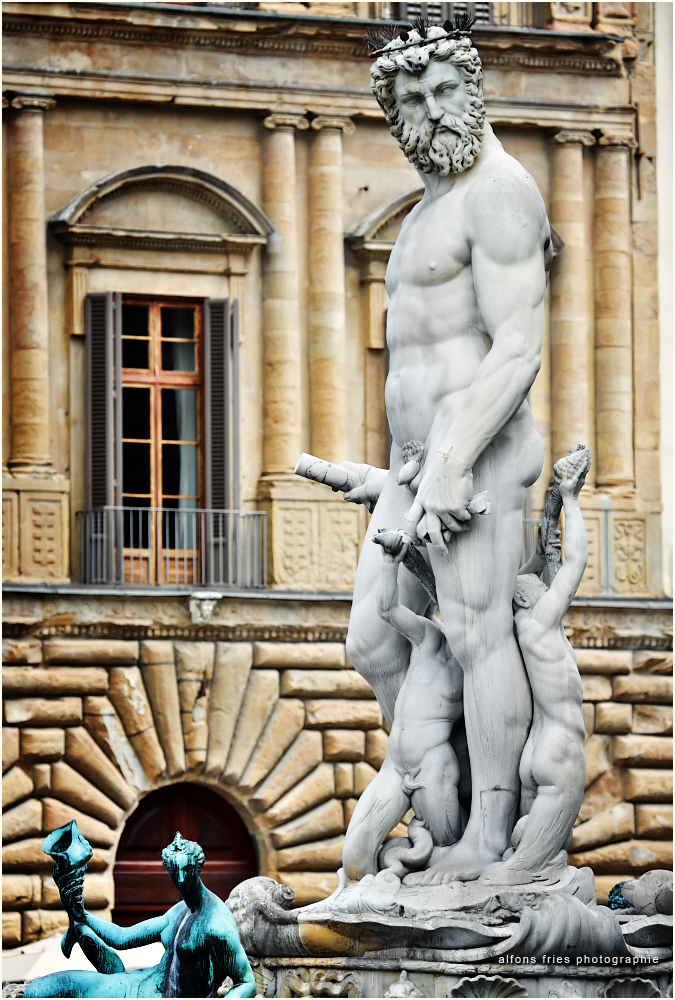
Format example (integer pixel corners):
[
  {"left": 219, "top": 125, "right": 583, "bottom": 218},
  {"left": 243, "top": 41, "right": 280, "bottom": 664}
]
[
  {"left": 123, "top": 444, "right": 151, "bottom": 495},
  {"left": 122, "top": 305, "right": 149, "bottom": 369},
  {"left": 161, "top": 308, "right": 195, "bottom": 372},
  {"left": 122, "top": 387, "right": 150, "bottom": 440}
]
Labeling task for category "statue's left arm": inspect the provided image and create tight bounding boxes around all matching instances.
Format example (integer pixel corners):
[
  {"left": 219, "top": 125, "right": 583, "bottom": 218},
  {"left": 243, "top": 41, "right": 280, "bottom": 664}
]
[{"left": 407, "top": 171, "right": 549, "bottom": 548}]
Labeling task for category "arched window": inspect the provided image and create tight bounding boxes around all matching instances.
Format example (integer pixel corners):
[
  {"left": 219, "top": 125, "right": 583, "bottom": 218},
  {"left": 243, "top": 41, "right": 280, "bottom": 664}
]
[{"left": 113, "top": 783, "right": 257, "bottom": 925}]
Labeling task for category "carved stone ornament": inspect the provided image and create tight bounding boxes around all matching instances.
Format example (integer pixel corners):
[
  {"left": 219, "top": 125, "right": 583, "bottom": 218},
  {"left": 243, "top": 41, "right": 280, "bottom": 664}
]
[
  {"left": 188, "top": 592, "right": 221, "bottom": 625},
  {"left": 278, "top": 968, "right": 365, "bottom": 998},
  {"left": 449, "top": 976, "right": 528, "bottom": 998},
  {"left": 311, "top": 115, "right": 355, "bottom": 134},
  {"left": 251, "top": 961, "right": 277, "bottom": 998},
  {"left": 548, "top": 983, "right": 582, "bottom": 998},
  {"left": 10, "top": 94, "right": 56, "bottom": 111},
  {"left": 383, "top": 971, "right": 425, "bottom": 998},
  {"left": 551, "top": 129, "right": 596, "bottom": 146},
  {"left": 264, "top": 113, "right": 309, "bottom": 130},
  {"left": 599, "top": 131, "right": 639, "bottom": 150},
  {"left": 598, "top": 979, "right": 662, "bottom": 998}
]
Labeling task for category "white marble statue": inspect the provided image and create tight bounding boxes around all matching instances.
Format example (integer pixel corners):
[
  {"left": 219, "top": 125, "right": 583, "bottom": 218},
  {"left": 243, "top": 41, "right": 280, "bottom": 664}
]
[
  {"left": 348, "top": 21, "right": 551, "bottom": 881},
  {"left": 342, "top": 529, "right": 464, "bottom": 882},
  {"left": 481, "top": 446, "right": 590, "bottom": 887}
]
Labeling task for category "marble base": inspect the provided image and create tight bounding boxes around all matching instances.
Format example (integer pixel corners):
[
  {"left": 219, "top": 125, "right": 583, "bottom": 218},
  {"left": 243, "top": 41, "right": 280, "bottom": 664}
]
[{"left": 251, "top": 957, "right": 673, "bottom": 998}]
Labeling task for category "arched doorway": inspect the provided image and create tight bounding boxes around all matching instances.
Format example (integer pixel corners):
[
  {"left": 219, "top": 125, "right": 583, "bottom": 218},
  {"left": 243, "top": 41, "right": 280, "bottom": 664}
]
[{"left": 112, "top": 783, "right": 258, "bottom": 924}]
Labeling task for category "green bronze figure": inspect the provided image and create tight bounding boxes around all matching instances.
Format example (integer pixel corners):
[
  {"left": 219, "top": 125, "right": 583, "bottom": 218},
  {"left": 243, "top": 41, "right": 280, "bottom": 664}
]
[{"left": 25, "top": 821, "right": 257, "bottom": 999}]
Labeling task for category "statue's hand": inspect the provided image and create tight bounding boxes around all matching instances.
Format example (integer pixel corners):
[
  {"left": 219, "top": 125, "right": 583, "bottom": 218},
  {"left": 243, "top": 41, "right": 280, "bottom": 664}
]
[
  {"left": 339, "top": 461, "right": 388, "bottom": 512},
  {"left": 405, "top": 451, "right": 473, "bottom": 552},
  {"left": 556, "top": 448, "right": 591, "bottom": 499}
]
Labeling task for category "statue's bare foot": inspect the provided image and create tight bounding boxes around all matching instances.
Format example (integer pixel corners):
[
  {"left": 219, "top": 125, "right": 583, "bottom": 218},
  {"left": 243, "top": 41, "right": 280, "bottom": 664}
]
[
  {"left": 402, "top": 839, "right": 501, "bottom": 885},
  {"left": 479, "top": 850, "right": 568, "bottom": 888}
]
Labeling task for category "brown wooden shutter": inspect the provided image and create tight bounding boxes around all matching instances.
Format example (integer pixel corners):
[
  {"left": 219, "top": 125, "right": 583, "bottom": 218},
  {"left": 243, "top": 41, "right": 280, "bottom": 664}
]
[
  {"left": 85, "top": 292, "right": 114, "bottom": 508},
  {"left": 204, "top": 299, "right": 231, "bottom": 511},
  {"left": 85, "top": 292, "right": 122, "bottom": 509}
]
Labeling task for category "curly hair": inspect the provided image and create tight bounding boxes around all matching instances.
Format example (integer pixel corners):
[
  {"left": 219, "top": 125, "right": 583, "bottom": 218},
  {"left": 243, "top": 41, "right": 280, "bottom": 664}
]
[
  {"left": 371, "top": 25, "right": 484, "bottom": 174},
  {"left": 161, "top": 831, "right": 205, "bottom": 874}
]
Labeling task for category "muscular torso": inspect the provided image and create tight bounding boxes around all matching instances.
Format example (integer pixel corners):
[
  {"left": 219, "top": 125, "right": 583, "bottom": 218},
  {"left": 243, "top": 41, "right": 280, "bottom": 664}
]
[
  {"left": 151, "top": 898, "right": 231, "bottom": 997},
  {"left": 384, "top": 129, "right": 550, "bottom": 450},
  {"left": 515, "top": 612, "right": 584, "bottom": 725}
]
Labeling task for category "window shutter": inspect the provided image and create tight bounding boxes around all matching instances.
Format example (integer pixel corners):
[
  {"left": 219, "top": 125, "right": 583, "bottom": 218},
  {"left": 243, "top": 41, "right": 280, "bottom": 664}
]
[
  {"left": 85, "top": 292, "right": 114, "bottom": 509},
  {"left": 231, "top": 299, "right": 240, "bottom": 512},
  {"left": 204, "top": 299, "right": 231, "bottom": 511}
]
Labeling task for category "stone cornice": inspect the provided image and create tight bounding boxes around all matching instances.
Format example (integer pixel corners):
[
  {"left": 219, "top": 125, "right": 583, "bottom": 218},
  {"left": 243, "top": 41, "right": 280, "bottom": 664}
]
[
  {"left": 1, "top": 588, "right": 672, "bottom": 649},
  {"left": 2, "top": 8, "right": 626, "bottom": 77}
]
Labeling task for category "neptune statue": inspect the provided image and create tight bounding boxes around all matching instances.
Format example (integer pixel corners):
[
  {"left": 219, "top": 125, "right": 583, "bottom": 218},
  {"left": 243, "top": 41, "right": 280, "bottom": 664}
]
[{"left": 25, "top": 821, "right": 257, "bottom": 999}]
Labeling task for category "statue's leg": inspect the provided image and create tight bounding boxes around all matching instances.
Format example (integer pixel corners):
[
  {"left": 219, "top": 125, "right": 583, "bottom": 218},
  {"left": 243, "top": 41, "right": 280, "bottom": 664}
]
[
  {"left": 347, "top": 463, "right": 432, "bottom": 726},
  {"left": 411, "top": 744, "right": 462, "bottom": 846},
  {"left": 24, "top": 969, "right": 140, "bottom": 999},
  {"left": 342, "top": 757, "right": 409, "bottom": 880},
  {"left": 409, "top": 409, "right": 543, "bottom": 884}
]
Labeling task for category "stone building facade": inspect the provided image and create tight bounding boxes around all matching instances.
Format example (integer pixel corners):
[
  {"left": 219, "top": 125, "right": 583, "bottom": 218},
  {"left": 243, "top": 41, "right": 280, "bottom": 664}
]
[{"left": 2, "top": 1, "right": 672, "bottom": 949}]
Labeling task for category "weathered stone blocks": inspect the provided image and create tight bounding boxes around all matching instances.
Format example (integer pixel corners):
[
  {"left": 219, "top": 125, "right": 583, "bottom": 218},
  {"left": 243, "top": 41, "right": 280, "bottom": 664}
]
[
  {"left": 139, "top": 640, "right": 185, "bottom": 777},
  {"left": 83, "top": 696, "right": 150, "bottom": 794},
  {"left": 271, "top": 798, "right": 344, "bottom": 849},
  {"left": 569, "top": 802, "right": 635, "bottom": 852},
  {"left": 2, "top": 639, "right": 41, "bottom": 665},
  {"left": 43, "top": 639, "right": 139, "bottom": 665},
  {"left": 4, "top": 697, "right": 82, "bottom": 727},
  {"left": 635, "top": 804, "right": 673, "bottom": 839},
  {"left": 222, "top": 670, "right": 279, "bottom": 784},
  {"left": 107, "top": 667, "right": 166, "bottom": 782},
  {"left": 50, "top": 761, "right": 124, "bottom": 828},
  {"left": 581, "top": 675, "right": 613, "bottom": 702},
  {"left": 594, "top": 702, "right": 633, "bottom": 733},
  {"left": 3, "top": 726, "right": 19, "bottom": 771},
  {"left": 2, "top": 765, "right": 34, "bottom": 809},
  {"left": 250, "top": 730, "right": 323, "bottom": 814},
  {"left": 65, "top": 727, "right": 136, "bottom": 810},
  {"left": 42, "top": 798, "right": 115, "bottom": 848},
  {"left": 280, "top": 670, "right": 374, "bottom": 698},
  {"left": 622, "top": 767, "right": 673, "bottom": 802},
  {"left": 305, "top": 700, "right": 382, "bottom": 730},
  {"left": 253, "top": 642, "right": 345, "bottom": 668},
  {"left": 611, "top": 734, "right": 673, "bottom": 767},
  {"left": 612, "top": 675, "right": 673, "bottom": 703},
  {"left": 322, "top": 730, "right": 365, "bottom": 761},
  {"left": 20, "top": 728, "right": 65, "bottom": 761},
  {"left": 263, "top": 762, "right": 335, "bottom": 827},
  {"left": 205, "top": 642, "right": 253, "bottom": 778},
  {"left": 3, "top": 668, "right": 109, "bottom": 696},
  {"left": 2, "top": 798, "right": 42, "bottom": 842},
  {"left": 238, "top": 699, "right": 305, "bottom": 794},
  {"left": 276, "top": 835, "right": 344, "bottom": 872}
]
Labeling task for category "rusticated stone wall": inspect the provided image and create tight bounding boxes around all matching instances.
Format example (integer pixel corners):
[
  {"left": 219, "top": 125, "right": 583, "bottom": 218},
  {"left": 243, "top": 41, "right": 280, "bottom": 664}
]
[{"left": 2, "top": 636, "right": 672, "bottom": 948}]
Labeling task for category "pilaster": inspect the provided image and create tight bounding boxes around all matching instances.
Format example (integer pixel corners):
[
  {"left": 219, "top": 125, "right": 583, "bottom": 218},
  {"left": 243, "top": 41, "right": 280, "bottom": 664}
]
[{"left": 548, "top": 130, "right": 595, "bottom": 463}]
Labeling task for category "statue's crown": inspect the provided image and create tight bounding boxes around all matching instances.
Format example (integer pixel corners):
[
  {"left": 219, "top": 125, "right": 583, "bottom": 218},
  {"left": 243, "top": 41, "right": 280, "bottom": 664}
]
[{"left": 366, "top": 12, "right": 476, "bottom": 58}]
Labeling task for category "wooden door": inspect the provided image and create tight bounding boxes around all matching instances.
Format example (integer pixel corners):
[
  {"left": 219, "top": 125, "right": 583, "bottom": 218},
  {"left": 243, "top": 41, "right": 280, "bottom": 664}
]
[{"left": 112, "top": 784, "right": 258, "bottom": 925}]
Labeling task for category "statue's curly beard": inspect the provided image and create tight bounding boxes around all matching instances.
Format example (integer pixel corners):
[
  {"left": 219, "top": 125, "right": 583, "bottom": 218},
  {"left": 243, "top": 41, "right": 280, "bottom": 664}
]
[{"left": 399, "top": 107, "right": 485, "bottom": 175}]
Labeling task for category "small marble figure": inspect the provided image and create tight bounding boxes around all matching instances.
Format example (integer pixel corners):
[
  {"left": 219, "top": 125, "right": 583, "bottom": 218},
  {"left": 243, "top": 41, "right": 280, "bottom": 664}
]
[
  {"left": 25, "top": 824, "right": 256, "bottom": 999},
  {"left": 342, "top": 529, "right": 464, "bottom": 881},
  {"left": 481, "top": 447, "right": 591, "bottom": 886}
]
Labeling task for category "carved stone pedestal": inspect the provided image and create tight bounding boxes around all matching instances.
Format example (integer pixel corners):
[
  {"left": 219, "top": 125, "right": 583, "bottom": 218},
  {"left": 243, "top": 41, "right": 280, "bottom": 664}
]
[{"left": 252, "top": 958, "right": 673, "bottom": 999}]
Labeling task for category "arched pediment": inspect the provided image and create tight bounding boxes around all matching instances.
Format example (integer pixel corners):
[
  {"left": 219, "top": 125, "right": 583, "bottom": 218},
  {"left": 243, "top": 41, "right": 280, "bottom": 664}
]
[
  {"left": 50, "top": 165, "right": 274, "bottom": 255},
  {"left": 346, "top": 187, "right": 424, "bottom": 261}
]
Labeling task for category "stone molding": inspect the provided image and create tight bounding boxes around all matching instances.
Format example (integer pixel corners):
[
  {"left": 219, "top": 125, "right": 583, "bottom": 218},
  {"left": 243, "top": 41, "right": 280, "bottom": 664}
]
[
  {"left": 263, "top": 113, "right": 309, "bottom": 131},
  {"left": 551, "top": 128, "right": 596, "bottom": 146},
  {"left": 311, "top": 116, "right": 355, "bottom": 134},
  {"left": 9, "top": 94, "right": 56, "bottom": 112},
  {"left": 599, "top": 131, "right": 639, "bottom": 149}
]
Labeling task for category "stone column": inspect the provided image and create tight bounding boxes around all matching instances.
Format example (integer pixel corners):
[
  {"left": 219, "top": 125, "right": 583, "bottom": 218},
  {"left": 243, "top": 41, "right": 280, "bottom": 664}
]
[
  {"left": 308, "top": 116, "right": 354, "bottom": 464},
  {"left": 8, "top": 95, "right": 55, "bottom": 473},
  {"left": 548, "top": 129, "right": 595, "bottom": 463},
  {"left": 261, "top": 113, "right": 308, "bottom": 475},
  {"left": 594, "top": 132, "right": 636, "bottom": 486}
]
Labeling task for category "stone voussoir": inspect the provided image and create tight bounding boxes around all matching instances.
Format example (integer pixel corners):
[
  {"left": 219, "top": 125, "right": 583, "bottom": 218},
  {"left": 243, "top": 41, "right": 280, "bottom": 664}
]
[
  {"left": 249, "top": 730, "right": 323, "bottom": 814},
  {"left": 42, "top": 798, "right": 116, "bottom": 848},
  {"left": 264, "top": 762, "right": 336, "bottom": 828},
  {"left": 65, "top": 727, "right": 137, "bottom": 810},
  {"left": 276, "top": 834, "right": 345, "bottom": 871},
  {"left": 2, "top": 765, "right": 34, "bottom": 809},
  {"left": 277, "top": 871, "right": 339, "bottom": 907},
  {"left": 50, "top": 761, "right": 124, "bottom": 828},
  {"left": 271, "top": 797, "right": 344, "bottom": 849},
  {"left": 568, "top": 802, "right": 635, "bottom": 852},
  {"left": 3, "top": 727, "right": 20, "bottom": 772},
  {"left": 2, "top": 798, "right": 43, "bottom": 843},
  {"left": 43, "top": 639, "right": 139, "bottom": 665}
]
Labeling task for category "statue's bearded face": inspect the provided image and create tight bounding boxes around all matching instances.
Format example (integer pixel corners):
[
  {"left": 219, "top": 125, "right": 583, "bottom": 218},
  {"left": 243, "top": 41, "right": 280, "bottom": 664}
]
[
  {"left": 370, "top": 30, "right": 485, "bottom": 177},
  {"left": 393, "top": 61, "right": 483, "bottom": 175}
]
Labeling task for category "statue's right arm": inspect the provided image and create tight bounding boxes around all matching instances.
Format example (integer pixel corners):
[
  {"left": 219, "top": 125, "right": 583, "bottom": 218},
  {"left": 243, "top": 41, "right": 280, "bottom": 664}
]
[
  {"left": 532, "top": 493, "right": 588, "bottom": 631},
  {"left": 83, "top": 908, "right": 173, "bottom": 949},
  {"left": 377, "top": 554, "right": 428, "bottom": 645}
]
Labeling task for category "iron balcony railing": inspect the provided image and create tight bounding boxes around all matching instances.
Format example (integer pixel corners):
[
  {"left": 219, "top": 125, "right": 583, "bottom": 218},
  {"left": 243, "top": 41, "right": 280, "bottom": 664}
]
[
  {"left": 77, "top": 507, "right": 267, "bottom": 588},
  {"left": 381, "top": 3, "right": 547, "bottom": 28}
]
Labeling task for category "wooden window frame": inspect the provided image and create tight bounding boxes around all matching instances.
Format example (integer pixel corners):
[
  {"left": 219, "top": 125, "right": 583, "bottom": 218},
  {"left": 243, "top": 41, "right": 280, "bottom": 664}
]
[{"left": 121, "top": 296, "right": 204, "bottom": 513}]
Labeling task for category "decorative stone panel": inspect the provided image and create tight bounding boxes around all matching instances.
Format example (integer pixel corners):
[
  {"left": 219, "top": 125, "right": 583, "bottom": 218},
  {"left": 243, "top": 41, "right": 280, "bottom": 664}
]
[{"left": 2, "top": 477, "right": 70, "bottom": 584}]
